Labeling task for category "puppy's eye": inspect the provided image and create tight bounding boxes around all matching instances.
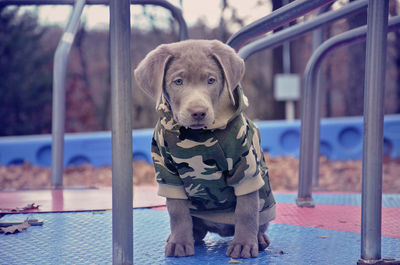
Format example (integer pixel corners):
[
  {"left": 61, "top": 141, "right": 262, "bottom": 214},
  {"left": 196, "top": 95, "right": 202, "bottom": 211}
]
[
  {"left": 173, "top": 78, "right": 183, "bottom": 86},
  {"left": 208, "top": 77, "right": 216, "bottom": 85}
]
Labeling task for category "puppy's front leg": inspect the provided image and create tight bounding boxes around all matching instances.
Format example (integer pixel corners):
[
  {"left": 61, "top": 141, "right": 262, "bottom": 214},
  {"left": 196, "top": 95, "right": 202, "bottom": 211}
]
[
  {"left": 226, "top": 190, "right": 259, "bottom": 258},
  {"left": 165, "top": 198, "right": 195, "bottom": 257}
]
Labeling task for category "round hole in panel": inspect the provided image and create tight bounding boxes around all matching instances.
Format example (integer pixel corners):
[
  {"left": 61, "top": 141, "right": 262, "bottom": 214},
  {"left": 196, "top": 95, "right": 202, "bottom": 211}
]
[
  {"left": 133, "top": 152, "right": 150, "bottom": 163},
  {"left": 67, "top": 155, "right": 90, "bottom": 167},
  {"left": 8, "top": 158, "right": 25, "bottom": 166},
  {"left": 280, "top": 129, "right": 300, "bottom": 152},
  {"left": 36, "top": 145, "right": 52, "bottom": 167},
  {"left": 320, "top": 141, "right": 333, "bottom": 158},
  {"left": 383, "top": 138, "right": 393, "bottom": 156},
  {"left": 338, "top": 127, "right": 362, "bottom": 150}
]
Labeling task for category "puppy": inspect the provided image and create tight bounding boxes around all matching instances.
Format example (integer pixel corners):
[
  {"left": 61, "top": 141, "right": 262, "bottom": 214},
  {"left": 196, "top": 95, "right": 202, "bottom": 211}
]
[{"left": 134, "top": 39, "right": 276, "bottom": 259}]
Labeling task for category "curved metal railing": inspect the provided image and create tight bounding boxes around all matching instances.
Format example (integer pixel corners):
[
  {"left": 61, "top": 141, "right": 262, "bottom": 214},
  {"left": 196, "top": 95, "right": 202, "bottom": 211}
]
[
  {"left": 237, "top": 0, "right": 368, "bottom": 60},
  {"left": 226, "top": 0, "right": 335, "bottom": 50},
  {"left": 298, "top": 15, "right": 400, "bottom": 207}
]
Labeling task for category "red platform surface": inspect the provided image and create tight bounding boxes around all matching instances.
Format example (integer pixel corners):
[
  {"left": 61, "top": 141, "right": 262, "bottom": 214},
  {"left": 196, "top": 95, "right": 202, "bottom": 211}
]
[
  {"left": 0, "top": 186, "right": 165, "bottom": 213},
  {"left": 274, "top": 203, "right": 400, "bottom": 238}
]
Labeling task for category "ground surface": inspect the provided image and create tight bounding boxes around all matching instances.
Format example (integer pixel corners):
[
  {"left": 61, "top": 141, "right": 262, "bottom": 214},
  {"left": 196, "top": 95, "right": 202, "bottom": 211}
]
[{"left": 0, "top": 156, "right": 399, "bottom": 193}]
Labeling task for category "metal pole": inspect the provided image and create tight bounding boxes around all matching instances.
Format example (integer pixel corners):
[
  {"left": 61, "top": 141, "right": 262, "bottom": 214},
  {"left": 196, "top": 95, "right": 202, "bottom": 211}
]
[
  {"left": 110, "top": 0, "right": 133, "bottom": 263},
  {"left": 282, "top": 0, "right": 294, "bottom": 121},
  {"left": 51, "top": 0, "right": 86, "bottom": 188},
  {"left": 311, "top": 3, "right": 333, "bottom": 188},
  {"left": 359, "top": 0, "right": 388, "bottom": 263}
]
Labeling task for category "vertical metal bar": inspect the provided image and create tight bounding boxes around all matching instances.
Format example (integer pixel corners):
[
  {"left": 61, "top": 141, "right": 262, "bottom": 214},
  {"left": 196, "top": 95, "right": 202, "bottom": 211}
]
[
  {"left": 311, "top": 3, "right": 333, "bottom": 188},
  {"left": 359, "top": 0, "right": 389, "bottom": 263},
  {"left": 51, "top": 0, "right": 86, "bottom": 188},
  {"left": 110, "top": 0, "right": 133, "bottom": 264},
  {"left": 282, "top": 0, "right": 291, "bottom": 75},
  {"left": 282, "top": 0, "right": 294, "bottom": 121},
  {"left": 311, "top": 28, "right": 323, "bottom": 189},
  {"left": 296, "top": 70, "right": 319, "bottom": 207}
]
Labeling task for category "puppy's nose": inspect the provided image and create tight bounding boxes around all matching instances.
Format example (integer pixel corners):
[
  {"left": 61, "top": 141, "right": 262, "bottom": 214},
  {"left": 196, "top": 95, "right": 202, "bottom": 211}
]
[{"left": 189, "top": 106, "right": 207, "bottom": 121}]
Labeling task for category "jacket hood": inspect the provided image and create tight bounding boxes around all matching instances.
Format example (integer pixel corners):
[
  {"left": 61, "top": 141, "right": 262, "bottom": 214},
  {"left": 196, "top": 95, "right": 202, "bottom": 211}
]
[{"left": 156, "top": 85, "right": 249, "bottom": 132}]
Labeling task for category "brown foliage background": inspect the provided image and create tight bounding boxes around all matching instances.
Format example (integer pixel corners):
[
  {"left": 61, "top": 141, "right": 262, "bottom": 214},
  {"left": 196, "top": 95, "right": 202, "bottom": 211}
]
[
  {"left": 1, "top": 1, "right": 400, "bottom": 136},
  {"left": 1, "top": 156, "right": 399, "bottom": 193}
]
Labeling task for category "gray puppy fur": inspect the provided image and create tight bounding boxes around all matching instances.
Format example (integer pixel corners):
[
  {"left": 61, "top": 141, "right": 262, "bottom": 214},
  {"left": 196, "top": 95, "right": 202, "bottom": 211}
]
[{"left": 134, "top": 39, "right": 272, "bottom": 258}]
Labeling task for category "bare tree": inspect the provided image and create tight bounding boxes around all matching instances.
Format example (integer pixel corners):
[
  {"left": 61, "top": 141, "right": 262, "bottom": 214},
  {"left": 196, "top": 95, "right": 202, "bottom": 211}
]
[
  {"left": 345, "top": 0, "right": 367, "bottom": 116},
  {"left": 389, "top": 0, "right": 400, "bottom": 113}
]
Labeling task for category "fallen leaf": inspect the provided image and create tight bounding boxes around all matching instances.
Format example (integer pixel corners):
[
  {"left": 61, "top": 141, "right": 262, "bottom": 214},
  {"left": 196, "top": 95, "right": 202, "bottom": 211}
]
[
  {"left": 266, "top": 248, "right": 287, "bottom": 255},
  {"left": 229, "top": 258, "right": 242, "bottom": 264},
  {"left": 19, "top": 203, "right": 40, "bottom": 211},
  {"left": 1, "top": 203, "right": 40, "bottom": 213},
  {"left": 0, "top": 220, "right": 30, "bottom": 234},
  {"left": 0, "top": 219, "right": 43, "bottom": 227}
]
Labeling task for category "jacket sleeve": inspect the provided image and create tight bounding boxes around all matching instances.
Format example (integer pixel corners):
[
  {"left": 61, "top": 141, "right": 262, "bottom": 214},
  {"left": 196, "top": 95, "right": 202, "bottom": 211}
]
[
  {"left": 151, "top": 129, "right": 188, "bottom": 199},
  {"left": 226, "top": 118, "right": 265, "bottom": 196}
]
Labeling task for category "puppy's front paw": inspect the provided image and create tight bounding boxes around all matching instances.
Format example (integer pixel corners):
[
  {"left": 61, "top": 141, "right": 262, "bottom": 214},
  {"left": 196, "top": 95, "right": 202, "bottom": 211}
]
[
  {"left": 226, "top": 241, "right": 258, "bottom": 259},
  {"left": 165, "top": 234, "right": 195, "bottom": 257}
]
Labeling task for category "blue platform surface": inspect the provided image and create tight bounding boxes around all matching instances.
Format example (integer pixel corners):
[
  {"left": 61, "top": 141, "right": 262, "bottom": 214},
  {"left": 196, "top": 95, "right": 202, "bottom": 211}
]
[
  {"left": 274, "top": 193, "right": 400, "bottom": 207},
  {"left": 1, "top": 115, "right": 399, "bottom": 167},
  {"left": 1, "top": 209, "right": 399, "bottom": 265}
]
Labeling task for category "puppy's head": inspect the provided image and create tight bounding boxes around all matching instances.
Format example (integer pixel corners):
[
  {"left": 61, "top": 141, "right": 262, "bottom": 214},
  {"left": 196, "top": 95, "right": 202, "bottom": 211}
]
[{"left": 134, "top": 39, "right": 245, "bottom": 129}]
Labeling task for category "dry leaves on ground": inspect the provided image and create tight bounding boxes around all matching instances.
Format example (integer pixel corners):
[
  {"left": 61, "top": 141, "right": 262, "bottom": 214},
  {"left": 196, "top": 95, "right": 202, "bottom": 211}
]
[
  {"left": 0, "top": 156, "right": 399, "bottom": 193},
  {"left": 0, "top": 220, "right": 30, "bottom": 234},
  {"left": 266, "top": 155, "right": 400, "bottom": 193},
  {"left": 0, "top": 203, "right": 40, "bottom": 213}
]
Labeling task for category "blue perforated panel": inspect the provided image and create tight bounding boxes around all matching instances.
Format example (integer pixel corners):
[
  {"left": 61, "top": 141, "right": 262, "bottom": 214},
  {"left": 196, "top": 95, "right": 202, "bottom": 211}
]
[
  {"left": 1, "top": 209, "right": 399, "bottom": 265},
  {"left": 1, "top": 115, "right": 400, "bottom": 167}
]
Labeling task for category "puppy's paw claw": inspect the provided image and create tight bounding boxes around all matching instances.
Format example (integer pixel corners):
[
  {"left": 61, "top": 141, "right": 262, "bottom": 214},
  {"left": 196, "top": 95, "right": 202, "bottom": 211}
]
[
  {"left": 257, "top": 232, "right": 270, "bottom": 250},
  {"left": 165, "top": 242, "right": 195, "bottom": 257},
  {"left": 226, "top": 243, "right": 258, "bottom": 258}
]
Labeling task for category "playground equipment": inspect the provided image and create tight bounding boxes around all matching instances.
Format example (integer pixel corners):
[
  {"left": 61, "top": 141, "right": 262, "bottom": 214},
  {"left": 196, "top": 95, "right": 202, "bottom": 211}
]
[
  {"left": 230, "top": 2, "right": 397, "bottom": 263},
  {"left": 0, "top": 0, "right": 399, "bottom": 264}
]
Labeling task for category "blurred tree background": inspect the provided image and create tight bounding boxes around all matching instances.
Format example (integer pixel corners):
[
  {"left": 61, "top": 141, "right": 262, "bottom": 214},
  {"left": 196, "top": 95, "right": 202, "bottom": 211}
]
[{"left": 0, "top": 0, "right": 400, "bottom": 136}]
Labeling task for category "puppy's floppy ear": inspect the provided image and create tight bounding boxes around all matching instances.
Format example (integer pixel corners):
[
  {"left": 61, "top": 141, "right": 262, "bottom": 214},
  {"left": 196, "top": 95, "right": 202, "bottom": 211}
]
[
  {"left": 210, "top": 40, "right": 245, "bottom": 106},
  {"left": 134, "top": 44, "right": 172, "bottom": 107}
]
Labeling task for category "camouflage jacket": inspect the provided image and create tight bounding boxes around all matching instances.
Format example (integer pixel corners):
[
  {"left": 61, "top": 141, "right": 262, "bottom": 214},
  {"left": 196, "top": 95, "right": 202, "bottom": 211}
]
[{"left": 151, "top": 86, "right": 276, "bottom": 224}]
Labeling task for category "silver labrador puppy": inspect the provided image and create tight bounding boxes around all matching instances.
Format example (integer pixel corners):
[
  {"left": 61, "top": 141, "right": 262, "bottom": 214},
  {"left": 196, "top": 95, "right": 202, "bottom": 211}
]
[{"left": 134, "top": 39, "right": 276, "bottom": 259}]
